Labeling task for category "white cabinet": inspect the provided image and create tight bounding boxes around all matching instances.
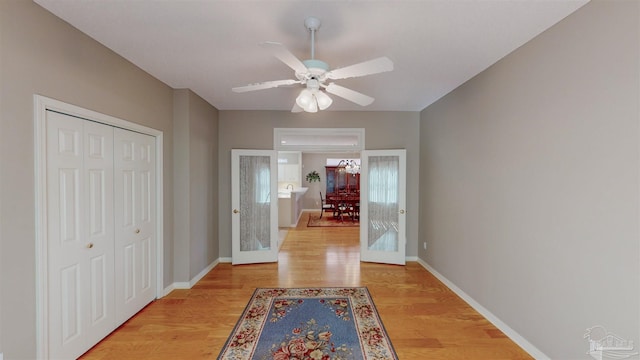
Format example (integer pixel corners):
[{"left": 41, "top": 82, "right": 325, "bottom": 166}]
[
  {"left": 279, "top": 164, "right": 300, "bottom": 183},
  {"left": 278, "top": 197, "right": 292, "bottom": 227},
  {"left": 278, "top": 151, "right": 302, "bottom": 187}
]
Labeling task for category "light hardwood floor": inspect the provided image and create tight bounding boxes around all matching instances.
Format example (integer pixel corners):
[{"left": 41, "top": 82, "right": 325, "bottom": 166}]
[{"left": 81, "top": 211, "right": 532, "bottom": 359}]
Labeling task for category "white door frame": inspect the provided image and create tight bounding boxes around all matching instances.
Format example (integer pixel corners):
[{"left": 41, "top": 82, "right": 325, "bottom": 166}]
[{"left": 33, "top": 95, "right": 165, "bottom": 359}]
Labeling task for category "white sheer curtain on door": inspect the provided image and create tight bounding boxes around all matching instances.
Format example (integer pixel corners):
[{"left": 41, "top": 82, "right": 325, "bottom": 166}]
[
  {"left": 239, "top": 155, "right": 271, "bottom": 251},
  {"left": 367, "top": 155, "right": 399, "bottom": 251}
]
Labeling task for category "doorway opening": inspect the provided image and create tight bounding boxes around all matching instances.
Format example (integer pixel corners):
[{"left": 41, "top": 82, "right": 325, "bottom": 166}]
[
  {"left": 274, "top": 128, "right": 365, "bottom": 231},
  {"left": 232, "top": 128, "right": 406, "bottom": 266}
]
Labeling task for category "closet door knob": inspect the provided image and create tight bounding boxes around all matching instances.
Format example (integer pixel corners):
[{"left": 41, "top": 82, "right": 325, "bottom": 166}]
[
  {"left": 87, "top": 243, "right": 94, "bottom": 249},
  {"left": 135, "top": 229, "right": 140, "bottom": 234},
  {"left": 233, "top": 209, "right": 239, "bottom": 214}
]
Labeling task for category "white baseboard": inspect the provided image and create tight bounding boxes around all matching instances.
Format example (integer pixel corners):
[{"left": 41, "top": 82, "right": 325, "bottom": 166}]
[
  {"left": 163, "top": 281, "right": 190, "bottom": 295},
  {"left": 219, "top": 257, "right": 232, "bottom": 263},
  {"left": 162, "top": 283, "right": 176, "bottom": 296},
  {"left": 162, "top": 259, "right": 219, "bottom": 296},
  {"left": 416, "top": 258, "right": 550, "bottom": 360},
  {"left": 189, "top": 260, "right": 218, "bottom": 287}
]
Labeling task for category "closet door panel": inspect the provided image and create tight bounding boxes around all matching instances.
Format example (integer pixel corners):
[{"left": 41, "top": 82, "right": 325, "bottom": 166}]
[
  {"left": 83, "top": 120, "right": 115, "bottom": 343},
  {"left": 46, "top": 112, "right": 115, "bottom": 359},
  {"left": 114, "top": 128, "right": 156, "bottom": 324}
]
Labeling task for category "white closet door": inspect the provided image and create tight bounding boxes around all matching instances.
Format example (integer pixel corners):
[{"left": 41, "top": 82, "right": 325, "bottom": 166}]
[
  {"left": 114, "top": 128, "right": 157, "bottom": 324},
  {"left": 46, "top": 111, "right": 115, "bottom": 359}
]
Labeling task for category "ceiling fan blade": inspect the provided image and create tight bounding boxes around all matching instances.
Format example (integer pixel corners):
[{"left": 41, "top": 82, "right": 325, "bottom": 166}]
[
  {"left": 326, "top": 57, "right": 393, "bottom": 80},
  {"left": 291, "top": 103, "right": 303, "bottom": 113},
  {"left": 260, "top": 41, "right": 308, "bottom": 75},
  {"left": 325, "top": 83, "right": 374, "bottom": 106},
  {"left": 232, "top": 79, "right": 299, "bottom": 93}
]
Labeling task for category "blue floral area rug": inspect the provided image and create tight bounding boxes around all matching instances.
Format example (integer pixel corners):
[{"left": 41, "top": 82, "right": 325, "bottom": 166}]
[{"left": 217, "top": 287, "right": 398, "bottom": 360}]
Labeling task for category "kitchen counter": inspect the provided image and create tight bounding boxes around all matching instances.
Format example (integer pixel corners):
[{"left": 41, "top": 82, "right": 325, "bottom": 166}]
[{"left": 278, "top": 187, "right": 308, "bottom": 227}]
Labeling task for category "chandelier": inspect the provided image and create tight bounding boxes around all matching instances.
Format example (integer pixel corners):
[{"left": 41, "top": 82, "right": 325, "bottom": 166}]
[{"left": 336, "top": 159, "right": 360, "bottom": 174}]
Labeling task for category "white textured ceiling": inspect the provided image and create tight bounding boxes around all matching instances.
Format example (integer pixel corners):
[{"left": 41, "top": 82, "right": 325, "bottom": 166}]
[{"left": 35, "top": 0, "right": 589, "bottom": 112}]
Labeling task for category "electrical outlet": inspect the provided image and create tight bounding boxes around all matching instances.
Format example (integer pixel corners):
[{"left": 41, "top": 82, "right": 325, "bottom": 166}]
[{"left": 423, "top": 242, "right": 427, "bottom": 250}]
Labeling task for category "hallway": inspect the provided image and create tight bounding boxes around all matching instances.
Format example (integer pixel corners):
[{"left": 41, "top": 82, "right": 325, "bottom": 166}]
[{"left": 81, "top": 211, "right": 531, "bottom": 359}]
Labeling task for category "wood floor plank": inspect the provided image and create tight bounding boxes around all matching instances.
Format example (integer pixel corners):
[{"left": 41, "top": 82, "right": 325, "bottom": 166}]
[{"left": 80, "top": 211, "right": 532, "bottom": 359}]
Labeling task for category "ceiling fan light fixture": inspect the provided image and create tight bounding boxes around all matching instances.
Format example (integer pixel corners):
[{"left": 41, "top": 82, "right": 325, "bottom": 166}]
[
  {"left": 315, "top": 90, "right": 333, "bottom": 110},
  {"left": 305, "top": 97, "right": 318, "bottom": 113},
  {"left": 296, "top": 89, "right": 314, "bottom": 108}
]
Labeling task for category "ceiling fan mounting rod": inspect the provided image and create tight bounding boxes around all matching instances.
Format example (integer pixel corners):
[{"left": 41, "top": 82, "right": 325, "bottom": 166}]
[
  {"left": 304, "top": 16, "right": 321, "bottom": 60},
  {"left": 311, "top": 26, "right": 315, "bottom": 59}
]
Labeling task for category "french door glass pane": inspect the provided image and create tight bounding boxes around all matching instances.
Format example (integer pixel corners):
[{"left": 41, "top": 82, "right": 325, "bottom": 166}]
[
  {"left": 367, "top": 155, "right": 399, "bottom": 251},
  {"left": 239, "top": 155, "right": 271, "bottom": 251}
]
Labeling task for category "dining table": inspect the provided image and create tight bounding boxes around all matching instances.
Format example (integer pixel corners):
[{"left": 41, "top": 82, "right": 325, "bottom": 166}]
[{"left": 326, "top": 192, "right": 360, "bottom": 221}]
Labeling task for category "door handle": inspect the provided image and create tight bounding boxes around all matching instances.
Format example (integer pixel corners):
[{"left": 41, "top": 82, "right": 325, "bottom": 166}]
[
  {"left": 399, "top": 209, "right": 405, "bottom": 214},
  {"left": 233, "top": 209, "right": 239, "bottom": 214},
  {"left": 135, "top": 228, "right": 141, "bottom": 234},
  {"left": 87, "top": 243, "right": 94, "bottom": 249}
]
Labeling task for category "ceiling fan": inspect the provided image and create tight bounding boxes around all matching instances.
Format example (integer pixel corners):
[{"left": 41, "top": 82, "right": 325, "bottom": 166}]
[{"left": 232, "top": 16, "right": 394, "bottom": 113}]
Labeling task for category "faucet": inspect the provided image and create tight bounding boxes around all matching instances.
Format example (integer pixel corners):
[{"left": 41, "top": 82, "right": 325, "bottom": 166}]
[{"left": 286, "top": 184, "right": 294, "bottom": 191}]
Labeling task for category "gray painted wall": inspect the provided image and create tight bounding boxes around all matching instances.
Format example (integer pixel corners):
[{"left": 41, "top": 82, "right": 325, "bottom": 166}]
[
  {"left": 173, "top": 89, "right": 220, "bottom": 282},
  {"left": 174, "top": 90, "right": 190, "bottom": 282},
  {"left": 419, "top": 0, "right": 639, "bottom": 358},
  {"left": 187, "top": 91, "right": 219, "bottom": 279},
  {"left": 218, "top": 111, "right": 420, "bottom": 258},
  {"left": 0, "top": 1, "right": 176, "bottom": 358}
]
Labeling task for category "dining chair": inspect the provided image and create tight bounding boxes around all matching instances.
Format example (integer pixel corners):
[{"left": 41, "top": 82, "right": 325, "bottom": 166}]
[
  {"left": 319, "top": 192, "right": 335, "bottom": 219},
  {"left": 335, "top": 201, "right": 351, "bottom": 222},
  {"left": 353, "top": 202, "right": 360, "bottom": 221}
]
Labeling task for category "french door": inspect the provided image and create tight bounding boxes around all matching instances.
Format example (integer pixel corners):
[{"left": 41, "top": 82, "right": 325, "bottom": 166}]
[
  {"left": 359, "top": 149, "right": 407, "bottom": 265},
  {"left": 231, "top": 149, "right": 278, "bottom": 264}
]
